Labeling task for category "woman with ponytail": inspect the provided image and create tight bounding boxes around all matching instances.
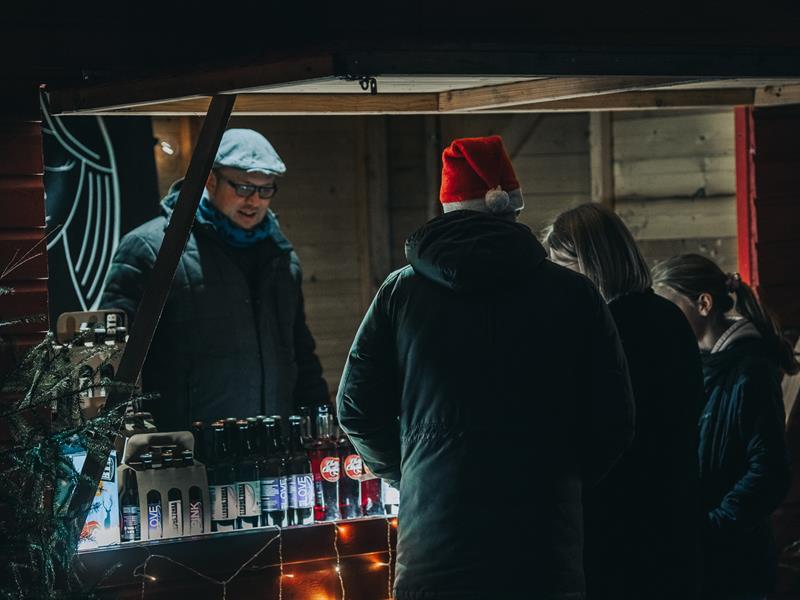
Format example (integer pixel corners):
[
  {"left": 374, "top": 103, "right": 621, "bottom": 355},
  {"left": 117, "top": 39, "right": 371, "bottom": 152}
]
[
  {"left": 545, "top": 204, "right": 704, "bottom": 600},
  {"left": 653, "top": 253, "right": 794, "bottom": 600}
]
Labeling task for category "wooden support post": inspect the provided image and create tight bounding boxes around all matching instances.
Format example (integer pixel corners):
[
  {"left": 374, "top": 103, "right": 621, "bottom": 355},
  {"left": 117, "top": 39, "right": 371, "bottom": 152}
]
[
  {"left": 65, "top": 94, "right": 236, "bottom": 545},
  {"left": 424, "top": 115, "right": 442, "bottom": 221},
  {"left": 365, "top": 117, "right": 392, "bottom": 295},
  {"left": 734, "top": 106, "right": 756, "bottom": 287},
  {"left": 590, "top": 112, "right": 614, "bottom": 209},
  {"left": 355, "top": 117, "right": 392, "bottom": 311}
]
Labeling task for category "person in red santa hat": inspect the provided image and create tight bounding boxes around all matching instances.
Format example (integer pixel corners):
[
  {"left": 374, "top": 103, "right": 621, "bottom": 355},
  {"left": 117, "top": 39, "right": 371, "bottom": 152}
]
[{"left": 337, "top": 135, "right": 635, "bottom": 600}]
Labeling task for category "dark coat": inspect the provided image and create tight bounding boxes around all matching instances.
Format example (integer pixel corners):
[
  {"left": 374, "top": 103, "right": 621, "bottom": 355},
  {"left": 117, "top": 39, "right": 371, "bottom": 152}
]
[
  {"left": 583, "top": 290, "right": 704, "bottom": 600},
  {"left": 337, "top": 211, "right": 635, "bottom": 600},
  {"left": 100, "top": 182, "right": 328, "bottom": 430},
  {"left": 700, "top": 336, "right": 791, "bottom": 597}
]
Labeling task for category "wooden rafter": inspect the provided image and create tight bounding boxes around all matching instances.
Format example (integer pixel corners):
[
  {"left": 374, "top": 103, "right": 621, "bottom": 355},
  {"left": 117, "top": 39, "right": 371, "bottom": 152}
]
[
  {"left": 755, "top": 84, "right": 800, "bottom": 106},
  {"left": 494, "top": 88, "right": 756, "bottom": 112},
  {"left": 74, "top": 87, "right": 762, "bottom": 116},
  {"left": 94, "top": 93, "right": 440, "bottom": 115},
  {"left": 436, "top": 76, "right": 705, "bottom": 111}
]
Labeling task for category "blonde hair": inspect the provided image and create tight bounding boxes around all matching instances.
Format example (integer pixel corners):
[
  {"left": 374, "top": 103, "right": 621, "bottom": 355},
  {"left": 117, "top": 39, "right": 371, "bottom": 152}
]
[{"left": 543, "top": 203, "right": 651, "bottom": 302}]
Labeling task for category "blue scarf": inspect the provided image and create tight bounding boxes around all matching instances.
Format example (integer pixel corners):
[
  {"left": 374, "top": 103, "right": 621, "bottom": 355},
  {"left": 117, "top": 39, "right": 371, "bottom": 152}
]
[{"left": 195, "top": 194, "right": 292, "bottom": 250}]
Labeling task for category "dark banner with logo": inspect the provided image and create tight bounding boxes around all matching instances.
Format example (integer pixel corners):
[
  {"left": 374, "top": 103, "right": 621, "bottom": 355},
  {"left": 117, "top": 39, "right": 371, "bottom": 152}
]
[{"left": 43, "top": 106, "right": 160, "bottom": 324}]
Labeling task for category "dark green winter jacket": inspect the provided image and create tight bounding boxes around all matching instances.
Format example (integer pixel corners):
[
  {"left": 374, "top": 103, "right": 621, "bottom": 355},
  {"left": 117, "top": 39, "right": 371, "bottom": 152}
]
[
  {"left": 700, "top": 336, "right": 791, "bottom": 597},
  {"left": 337, "top": 210, "right": 635, "bottom": 600},
  {"left": 100, "top": 181, "right": 328, "bottom": 430}
]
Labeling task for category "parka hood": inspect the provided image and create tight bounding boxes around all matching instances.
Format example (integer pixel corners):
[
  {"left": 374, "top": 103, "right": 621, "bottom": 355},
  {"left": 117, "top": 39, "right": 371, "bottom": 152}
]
[
  {"left": 404, "top": 209, "right": 546, "bottom": 293},
  {"left": 159, "top": 178, "right": 183, "bottom": 217}
]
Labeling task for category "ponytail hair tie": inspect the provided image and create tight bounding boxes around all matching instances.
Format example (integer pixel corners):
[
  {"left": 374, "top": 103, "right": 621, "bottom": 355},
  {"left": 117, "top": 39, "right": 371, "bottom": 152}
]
[{"left": 726, "top": 272, "right": 742, "bottom": 292}]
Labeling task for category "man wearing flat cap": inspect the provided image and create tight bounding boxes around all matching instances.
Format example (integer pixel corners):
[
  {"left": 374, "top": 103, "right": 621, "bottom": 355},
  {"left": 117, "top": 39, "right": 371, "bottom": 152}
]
[{"left": 102, "top": 129, "right": 329, "bottom": 430}]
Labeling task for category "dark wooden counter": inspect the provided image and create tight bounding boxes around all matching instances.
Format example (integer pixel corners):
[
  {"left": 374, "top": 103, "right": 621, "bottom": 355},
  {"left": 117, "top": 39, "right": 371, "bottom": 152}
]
[{"left": 74, "top": 516, "right": 397, "bottom": 599}]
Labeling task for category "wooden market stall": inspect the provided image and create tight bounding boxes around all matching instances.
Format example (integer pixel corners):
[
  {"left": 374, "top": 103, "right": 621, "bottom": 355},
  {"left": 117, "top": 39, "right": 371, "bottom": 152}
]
[{"left": 3, "top": 15, "right": 800, "bottom": 598}]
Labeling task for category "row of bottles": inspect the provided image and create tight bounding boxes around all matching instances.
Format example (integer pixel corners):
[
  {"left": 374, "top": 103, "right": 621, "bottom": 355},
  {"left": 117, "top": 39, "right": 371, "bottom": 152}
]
[{"left": 195, "top": 405, "right": 398, "bottom": 533}]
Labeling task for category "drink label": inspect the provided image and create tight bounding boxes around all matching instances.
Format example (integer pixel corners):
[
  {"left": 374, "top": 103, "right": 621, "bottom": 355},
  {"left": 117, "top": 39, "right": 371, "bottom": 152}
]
[
  {"left": 260, "top": 476, "right": 287, "bottom": 511},
  {"left": 189, "top": 500, "right": 203, "bottom": 533},
  {"left": 168, "top": 500, "right": 182, "bottom": 535},
  {"left": 320, "top": 456, "right": 340, "bottom": 483},
  {"left": 343, "top": 454, "right": 363, "bottom": 480},
  {"left": 147, "top": 503, "right": 162, "bottom": 538},
  {"left": 210, "top": 484, "right": 237, "bottom": 520},
  {"left": 314, "top": 480, "right": 325, "bottom": 507},
  {"left": 237, "top": 481, "right": 261, "bottom": 517},
  {"left": 288, "top": 473, "right": 314, "bottom": 509},
  {"left": 279, "top": 476, "right": 288, "bottom": 509},
  {"left": 121, "top": 506, "right": 140, "bottom": 541}
]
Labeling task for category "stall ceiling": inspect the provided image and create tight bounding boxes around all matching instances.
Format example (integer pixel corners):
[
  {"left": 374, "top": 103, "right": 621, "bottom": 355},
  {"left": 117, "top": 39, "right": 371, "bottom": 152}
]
[{"left": 43, "top": 44, "right": 800, "bottom": 116}]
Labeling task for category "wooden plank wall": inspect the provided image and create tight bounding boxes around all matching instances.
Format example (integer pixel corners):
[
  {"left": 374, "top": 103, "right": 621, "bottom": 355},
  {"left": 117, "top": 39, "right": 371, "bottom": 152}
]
[
  {"left": 182, "top": 116, "right": 368, "bottom": 397},
  {"left": 386, "top": 117, "right": 432, "bottom": 270},
  {"left": 612, "top": 109, "right": 738, "bottom": 273},
  {"left": 149, "top": 109, "right": 739, "bottom": 400}
]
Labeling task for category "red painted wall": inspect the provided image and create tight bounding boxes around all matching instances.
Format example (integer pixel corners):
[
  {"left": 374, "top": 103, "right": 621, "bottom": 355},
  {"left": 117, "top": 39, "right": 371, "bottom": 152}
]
[
  {"left": 737, "top": 105, "right": 800, "bottom": 599},
  {"left": 0, "top": 90, "right": 48, "bottom": 378},
  {"left": 735, "top": 105, "right": 800, "bottom": 330}
]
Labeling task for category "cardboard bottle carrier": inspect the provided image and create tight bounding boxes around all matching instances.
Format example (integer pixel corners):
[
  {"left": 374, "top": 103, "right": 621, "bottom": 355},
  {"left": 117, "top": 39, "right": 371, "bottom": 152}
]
[{"left": 119, "top": 431, "right": 211, "bottom": 541}]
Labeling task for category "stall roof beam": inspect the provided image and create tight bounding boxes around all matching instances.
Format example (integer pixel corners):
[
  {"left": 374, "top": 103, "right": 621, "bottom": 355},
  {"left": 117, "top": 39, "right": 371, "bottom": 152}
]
[
  {"left": 82, "top": 88, "right": 762, "bottom": 116},
  {"left": 437, "top": 76, "right": 706, "bottom": 111},
  {"left": 47, "top": 54, "right": 336, "bottom": 114},
  {"left": 45, "top": 42, "right": 800, "bottom": 116},
  {"left": 496, "top": 88, "right": 757, "bottom": 112}
]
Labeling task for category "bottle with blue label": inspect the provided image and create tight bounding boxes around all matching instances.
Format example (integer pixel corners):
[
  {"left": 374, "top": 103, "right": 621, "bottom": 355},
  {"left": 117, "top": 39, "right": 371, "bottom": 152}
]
[
  {"left": 259, "top": 417, "right": 288, "bottom": 527},
  {"left": 146, "top": 496, "right": 162, "bottom": 541},
  {"left": 120, "top": 468, "right": 141, "bottom": 542},
  {"left": 286, "top": 415, "right": 314, "bottom": 525},
  {"left": 142, "top": 453, "right": 162, "bottom": 539}
]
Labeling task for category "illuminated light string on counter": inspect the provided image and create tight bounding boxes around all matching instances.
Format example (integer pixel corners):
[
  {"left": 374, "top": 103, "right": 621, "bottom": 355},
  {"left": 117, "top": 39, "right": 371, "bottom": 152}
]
[
  {"left": 386, "top": 517, "right": 394, "bottom": 600},
  {"left": 133, "top": 529, "right": 283, "bottom": 600},
  {"left": 333, "top": 523, "right": 346, "bottom": 599},
  {"left": 124, "top": 518, "right": 398, "bottom": 600}
]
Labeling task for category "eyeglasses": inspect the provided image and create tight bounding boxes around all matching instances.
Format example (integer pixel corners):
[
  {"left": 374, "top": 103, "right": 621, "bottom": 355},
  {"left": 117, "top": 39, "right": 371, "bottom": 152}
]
[{"left": 217, "top": 173, "right": 278, "bottom": 199}]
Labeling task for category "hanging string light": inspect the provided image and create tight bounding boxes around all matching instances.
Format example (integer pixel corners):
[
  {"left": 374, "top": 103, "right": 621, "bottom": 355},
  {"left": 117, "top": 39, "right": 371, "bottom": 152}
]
[
  {"left": 132, "top": 528, "right": 282, "bottom": 600},
  {"left": 332, "top": 523, "right": 346, "bottom": 599},
  {"left": 113, "top": 516, "right": 397, "bottom": 599},
  {"left": 387, "top": 518, "right": 394, "bottom": 599}
]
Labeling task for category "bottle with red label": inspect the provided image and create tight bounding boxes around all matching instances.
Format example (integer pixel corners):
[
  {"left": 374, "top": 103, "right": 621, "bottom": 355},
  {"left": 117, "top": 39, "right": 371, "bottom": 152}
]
[
  {"left": 336, "top": 424, "right": 362, "bottom": 519},
  {"left": 360, "top": 464, "right": 385, "bottom": 517},
  {"left": 310, "top": 404, "right": 340, "bottom": 522}
]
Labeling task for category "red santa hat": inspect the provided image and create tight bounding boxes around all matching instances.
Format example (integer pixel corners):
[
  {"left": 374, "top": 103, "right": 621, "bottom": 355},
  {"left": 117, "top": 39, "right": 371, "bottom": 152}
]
[{"left": 439, "top": 135, "right": 524, "bottom": 215}]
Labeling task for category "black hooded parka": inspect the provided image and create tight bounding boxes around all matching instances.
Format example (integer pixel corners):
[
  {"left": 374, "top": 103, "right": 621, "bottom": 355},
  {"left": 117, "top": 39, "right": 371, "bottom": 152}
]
[{"left": 337, "top": 210, "right": 636, "bottom": 600}]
